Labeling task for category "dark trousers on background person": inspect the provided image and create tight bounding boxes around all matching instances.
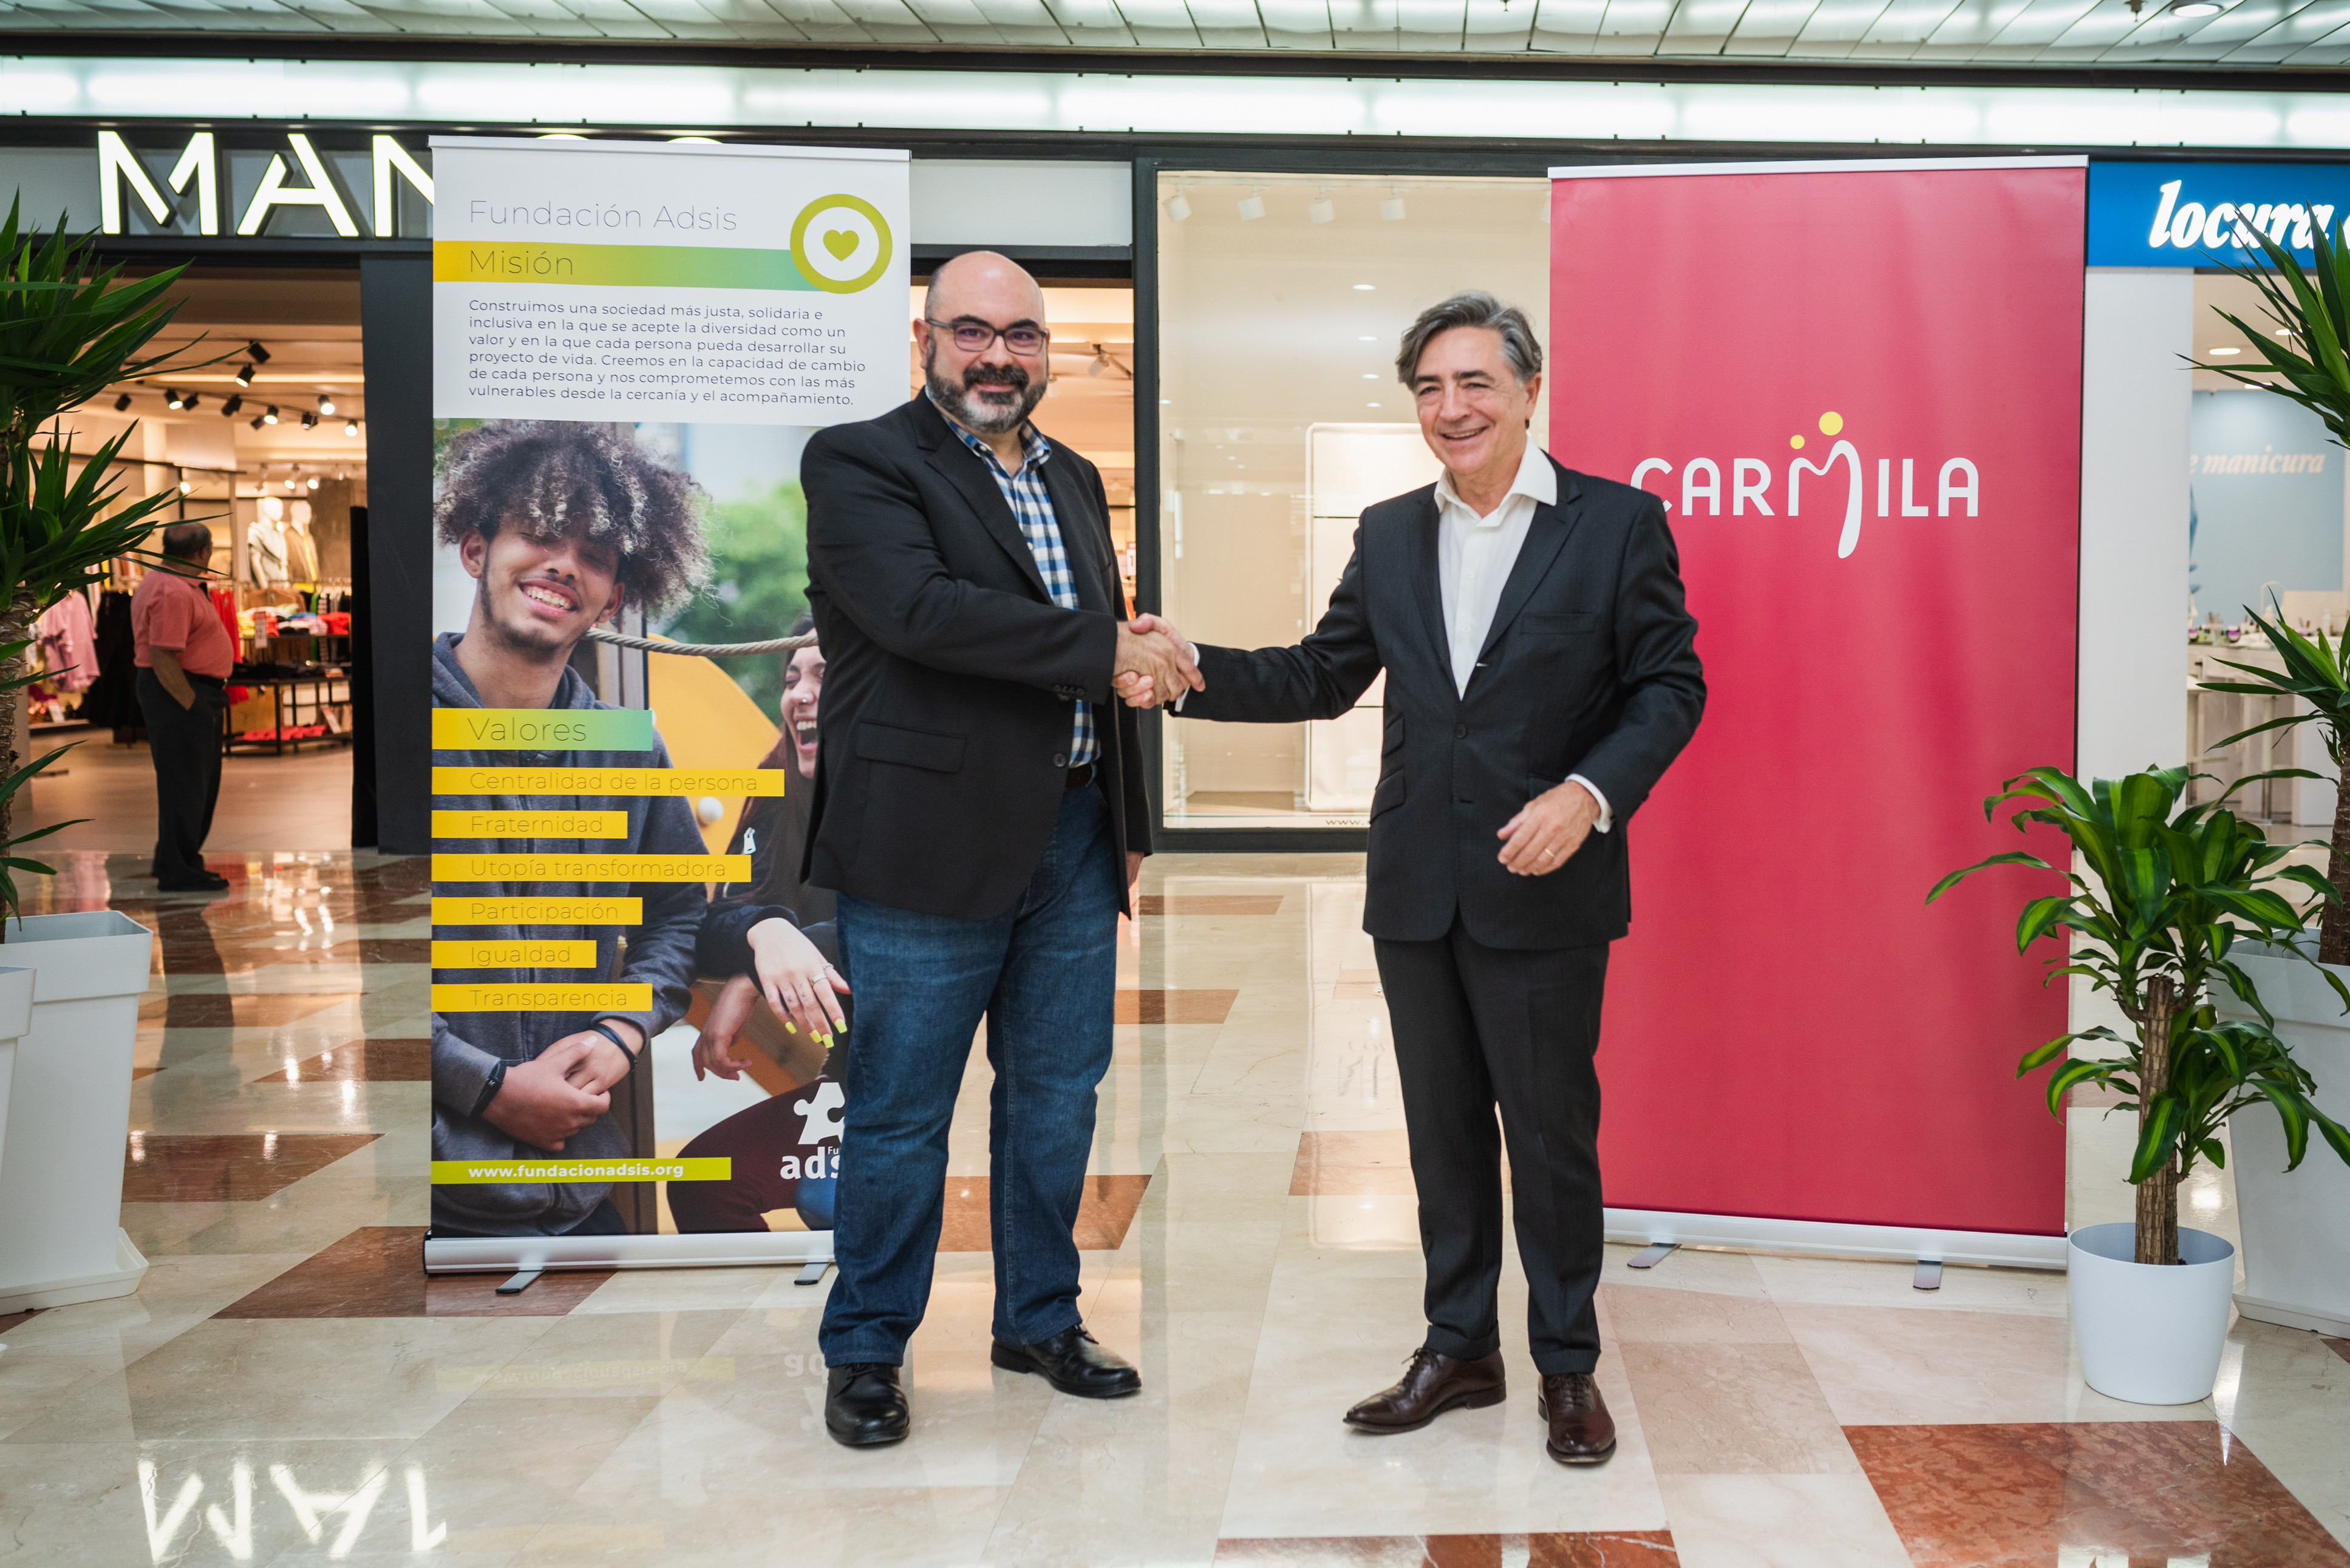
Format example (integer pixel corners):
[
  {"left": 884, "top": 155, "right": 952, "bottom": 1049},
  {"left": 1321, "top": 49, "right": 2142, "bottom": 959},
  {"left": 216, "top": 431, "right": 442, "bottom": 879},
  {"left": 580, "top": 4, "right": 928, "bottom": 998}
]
[
  {"left": 1373, "top": 921, "right": 1611, "bottom": 1377},
  {"left": 820, "top": 782, "right": 1121, "bottom": 1365},
  {"left": 135, "top": 667, "right": 225, "bottom": 885}
]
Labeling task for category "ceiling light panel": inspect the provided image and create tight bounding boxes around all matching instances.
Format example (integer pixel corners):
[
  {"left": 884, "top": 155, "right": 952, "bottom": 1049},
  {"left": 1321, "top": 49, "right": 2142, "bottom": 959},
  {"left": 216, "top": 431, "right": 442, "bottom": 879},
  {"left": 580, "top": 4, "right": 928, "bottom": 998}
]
[{"left": 16, "top": 56, "right": 2350, "bottom": 146}]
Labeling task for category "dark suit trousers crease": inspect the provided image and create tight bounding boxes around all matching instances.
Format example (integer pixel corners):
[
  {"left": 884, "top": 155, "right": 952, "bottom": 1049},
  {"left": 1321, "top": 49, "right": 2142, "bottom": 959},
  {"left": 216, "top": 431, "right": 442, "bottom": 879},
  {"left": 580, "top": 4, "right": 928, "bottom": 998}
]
[
  {"left": 1373, "top": 921, "right": 1609, "bottom": 1376},
  {"left": 136, "top": 668, "right": 225, "bottom": 882}
]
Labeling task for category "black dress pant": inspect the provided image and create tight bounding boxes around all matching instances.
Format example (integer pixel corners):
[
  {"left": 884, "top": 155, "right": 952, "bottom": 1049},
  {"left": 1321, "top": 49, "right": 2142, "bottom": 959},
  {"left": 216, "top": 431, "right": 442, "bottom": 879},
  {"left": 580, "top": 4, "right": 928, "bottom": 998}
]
[
  {"left": 1373, "top": 918, "right": 1610, "bottom": 1376},
  {"left": 135, "top": 668, "right": 225, "bottom": 883}
]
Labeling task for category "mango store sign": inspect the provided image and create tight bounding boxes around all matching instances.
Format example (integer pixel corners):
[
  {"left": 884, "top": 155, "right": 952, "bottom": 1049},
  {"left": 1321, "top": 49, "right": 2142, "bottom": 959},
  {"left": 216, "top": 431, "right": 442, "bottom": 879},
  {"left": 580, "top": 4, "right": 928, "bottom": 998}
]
[
  {"left": 95, "top": 129, "right": 432, "bottom": 239},
  {"left": 2088, "top": 161, "right": 2350, "bottom": 268}
]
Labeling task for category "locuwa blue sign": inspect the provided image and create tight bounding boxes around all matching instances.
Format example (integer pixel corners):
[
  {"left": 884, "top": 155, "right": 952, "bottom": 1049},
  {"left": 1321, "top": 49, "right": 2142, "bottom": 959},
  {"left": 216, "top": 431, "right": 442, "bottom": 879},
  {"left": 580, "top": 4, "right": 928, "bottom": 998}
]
[{"left": 2089, "top": 162, "right": 2350, "bottom": 268}]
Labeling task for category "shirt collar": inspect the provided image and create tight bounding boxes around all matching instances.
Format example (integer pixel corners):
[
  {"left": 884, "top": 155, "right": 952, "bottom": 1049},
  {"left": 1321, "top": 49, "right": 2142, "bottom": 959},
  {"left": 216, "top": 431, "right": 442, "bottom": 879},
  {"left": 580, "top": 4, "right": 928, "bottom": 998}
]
[
  {"left": 1434, "top": 441, "right": 1556, "bottom": 525},
  {"left": 929, "top": 389, "right": 1051, "bottom": 475}
]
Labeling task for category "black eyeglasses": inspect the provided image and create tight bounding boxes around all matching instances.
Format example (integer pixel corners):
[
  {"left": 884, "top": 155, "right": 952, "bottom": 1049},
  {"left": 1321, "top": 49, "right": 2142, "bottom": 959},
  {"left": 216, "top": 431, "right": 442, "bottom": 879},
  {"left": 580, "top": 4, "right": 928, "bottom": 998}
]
[{"left": 925, "top": 317, "right": 1049, "bottom": 356}]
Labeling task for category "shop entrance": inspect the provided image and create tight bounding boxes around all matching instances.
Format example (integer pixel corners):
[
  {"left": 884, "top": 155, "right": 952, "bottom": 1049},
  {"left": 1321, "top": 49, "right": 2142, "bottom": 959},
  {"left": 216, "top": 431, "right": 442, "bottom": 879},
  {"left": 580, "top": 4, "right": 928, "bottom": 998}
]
[{"left": 21, "top": 262, "right": 367, "bottom": 854}]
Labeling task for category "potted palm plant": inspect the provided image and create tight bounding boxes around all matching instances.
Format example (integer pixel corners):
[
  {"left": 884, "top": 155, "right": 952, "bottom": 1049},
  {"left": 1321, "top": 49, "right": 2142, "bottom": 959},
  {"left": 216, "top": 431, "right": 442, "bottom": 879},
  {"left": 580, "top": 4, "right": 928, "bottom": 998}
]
[
  {"left": 0, "top": 199, "right": 206, "bottom": 1312},
  {"left": 1930, "top": 765, "right": 2350, "bottom": 1404},
  {"left": 2187, "top": 222, "right": 2350, "bottom": 1337}
]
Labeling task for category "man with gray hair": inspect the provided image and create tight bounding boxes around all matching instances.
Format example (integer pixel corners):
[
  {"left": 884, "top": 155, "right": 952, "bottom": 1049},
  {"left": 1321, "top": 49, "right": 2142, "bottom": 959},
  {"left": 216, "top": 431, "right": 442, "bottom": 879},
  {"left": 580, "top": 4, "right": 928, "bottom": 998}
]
[{"left": 1125, "top": 290, "right": 1704, "bottom": 1465}]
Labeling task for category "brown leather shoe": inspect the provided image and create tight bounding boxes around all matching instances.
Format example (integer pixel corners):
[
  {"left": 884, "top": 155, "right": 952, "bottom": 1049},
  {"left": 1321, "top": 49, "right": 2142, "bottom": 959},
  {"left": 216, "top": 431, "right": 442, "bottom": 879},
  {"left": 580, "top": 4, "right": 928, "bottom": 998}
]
[
  {"left": 1343, "top": 1348, "right": 1507, "bottom": 1433},
  {"left": 1538, "top": 1372, "right": 1616, "bottom": 1464}
]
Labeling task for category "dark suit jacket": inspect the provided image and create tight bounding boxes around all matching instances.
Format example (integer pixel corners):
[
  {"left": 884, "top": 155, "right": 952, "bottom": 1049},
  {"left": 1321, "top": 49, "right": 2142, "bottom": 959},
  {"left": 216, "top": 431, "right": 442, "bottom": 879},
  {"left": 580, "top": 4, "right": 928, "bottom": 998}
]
[
  {"left": 800, "top": 394, "right": 1150, "bottom": 921},
  {"left": 1178, "top": 455, "right": 1703, "bottom": 949}
]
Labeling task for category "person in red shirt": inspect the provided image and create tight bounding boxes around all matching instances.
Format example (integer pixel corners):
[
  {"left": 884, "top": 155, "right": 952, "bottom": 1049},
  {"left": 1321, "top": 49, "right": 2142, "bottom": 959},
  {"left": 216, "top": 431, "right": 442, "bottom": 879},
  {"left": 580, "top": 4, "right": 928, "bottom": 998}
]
[{"left": 132, "top": 523, "right": 236, "bottom": 892}]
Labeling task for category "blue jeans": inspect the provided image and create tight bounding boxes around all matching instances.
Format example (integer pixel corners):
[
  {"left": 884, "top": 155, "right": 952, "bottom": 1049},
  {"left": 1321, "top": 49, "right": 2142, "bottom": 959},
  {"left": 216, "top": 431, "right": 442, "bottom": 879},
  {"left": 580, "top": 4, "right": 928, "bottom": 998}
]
[{"left": 820, "top": 783, "right": 1121, "bottom": 1365}]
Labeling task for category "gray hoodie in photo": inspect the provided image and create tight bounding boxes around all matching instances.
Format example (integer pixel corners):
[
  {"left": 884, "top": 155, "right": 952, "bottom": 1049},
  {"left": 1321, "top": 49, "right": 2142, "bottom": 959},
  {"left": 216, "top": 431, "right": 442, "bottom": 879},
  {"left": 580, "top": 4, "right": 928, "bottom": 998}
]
[{"left": 430, "top": 633, "right": 706, "bottom": 1236}]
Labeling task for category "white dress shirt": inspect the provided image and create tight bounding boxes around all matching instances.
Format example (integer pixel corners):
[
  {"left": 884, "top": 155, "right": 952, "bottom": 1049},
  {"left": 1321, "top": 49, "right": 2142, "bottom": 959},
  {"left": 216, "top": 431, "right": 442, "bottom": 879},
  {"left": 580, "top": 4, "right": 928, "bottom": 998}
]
[{"left": 1434, "top": 442, "right": 1613, "bottom": 833}]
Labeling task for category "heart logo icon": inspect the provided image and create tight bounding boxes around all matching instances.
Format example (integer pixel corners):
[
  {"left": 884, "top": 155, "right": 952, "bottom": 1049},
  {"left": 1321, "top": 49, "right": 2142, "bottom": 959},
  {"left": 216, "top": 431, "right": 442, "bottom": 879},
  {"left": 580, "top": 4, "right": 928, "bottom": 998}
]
[{"left": 823, "top": 229, "right": 859, "bottom": 261}]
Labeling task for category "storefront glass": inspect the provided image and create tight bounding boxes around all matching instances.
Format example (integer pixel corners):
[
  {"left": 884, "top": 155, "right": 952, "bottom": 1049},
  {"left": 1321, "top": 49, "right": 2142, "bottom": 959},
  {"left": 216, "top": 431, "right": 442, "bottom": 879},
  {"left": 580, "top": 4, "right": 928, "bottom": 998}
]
[{"left": 1156, "top": 171, "right": 1548, "bottom": 830}]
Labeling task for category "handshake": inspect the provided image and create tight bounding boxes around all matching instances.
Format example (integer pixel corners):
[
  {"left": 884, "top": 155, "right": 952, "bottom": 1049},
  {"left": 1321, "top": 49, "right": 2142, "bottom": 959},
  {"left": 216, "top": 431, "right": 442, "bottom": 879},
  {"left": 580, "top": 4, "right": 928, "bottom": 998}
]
[{"left": 1111, "top": 613, "right": 1206, "bottom": 710}]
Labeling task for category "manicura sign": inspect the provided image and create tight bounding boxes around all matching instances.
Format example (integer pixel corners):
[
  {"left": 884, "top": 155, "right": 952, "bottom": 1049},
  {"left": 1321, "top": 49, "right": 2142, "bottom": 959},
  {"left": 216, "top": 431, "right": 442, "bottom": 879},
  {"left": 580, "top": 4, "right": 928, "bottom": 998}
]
[{"left": 1626, "top": 410, "right": 1979, "bottom": 560}]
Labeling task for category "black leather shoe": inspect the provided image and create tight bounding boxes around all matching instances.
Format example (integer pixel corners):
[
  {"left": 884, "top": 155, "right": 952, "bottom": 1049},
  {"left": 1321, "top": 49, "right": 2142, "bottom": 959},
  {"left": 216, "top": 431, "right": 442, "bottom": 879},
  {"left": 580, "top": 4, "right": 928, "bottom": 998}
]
[
  {"left": 1538, "top": 1371, "right": 1616, "bottom": 1465},
  {"left": 1344, "top": 1348, "right": 1507, "bottom": 1433},
  {"left": 990, "top": 1323, "right": 1141, "bottom": 1399},
  {"left": 825, "top": 1362, "right": 909, "bottom": 1446}
]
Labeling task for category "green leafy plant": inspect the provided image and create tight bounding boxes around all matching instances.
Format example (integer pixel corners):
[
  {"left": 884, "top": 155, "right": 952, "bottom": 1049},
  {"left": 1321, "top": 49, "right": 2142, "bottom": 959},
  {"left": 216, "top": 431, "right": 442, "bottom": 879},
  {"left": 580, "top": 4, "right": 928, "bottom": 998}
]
[
  {"left": 2188, "top": 222, "right": 2350, "bottom": 963},
  {"left": 0, "top": 198, "right": 211, "bottom": 921},
  {"left": 1929, "top": 765, "right": 2350, "bottom": 1267}
]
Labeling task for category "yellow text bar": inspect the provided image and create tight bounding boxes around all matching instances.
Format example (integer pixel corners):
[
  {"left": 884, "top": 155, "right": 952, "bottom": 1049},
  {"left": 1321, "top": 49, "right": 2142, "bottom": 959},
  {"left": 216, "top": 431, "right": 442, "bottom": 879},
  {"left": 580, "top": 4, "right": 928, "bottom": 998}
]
[
  {"left": 431, "top": 854, "right": 748, "bottom": 883},
  {"left": 431, "top": 897, "right": 643, "bottom": 926},
  {"left": 432, "top": 810, "right": 630, "bottom": 840},
  {"left": 431, "top": 940, "right": 601, "bottom": 969},
  {"left": 431, "top": 1156, "right": 731, "bottom": 1185},
  {"left": 433, "top": 983, "right": 652, "bottom": 1013},
  {"left": 433, "top": 767, "right": 786, "bottom": 796}
]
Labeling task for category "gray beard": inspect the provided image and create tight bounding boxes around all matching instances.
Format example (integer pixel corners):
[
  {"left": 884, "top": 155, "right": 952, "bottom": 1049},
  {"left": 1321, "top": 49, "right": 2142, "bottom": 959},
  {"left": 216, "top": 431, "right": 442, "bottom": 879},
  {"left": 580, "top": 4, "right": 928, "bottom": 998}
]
[{"left": 925, "top": 357, "right": 1044, "bottom": 438}]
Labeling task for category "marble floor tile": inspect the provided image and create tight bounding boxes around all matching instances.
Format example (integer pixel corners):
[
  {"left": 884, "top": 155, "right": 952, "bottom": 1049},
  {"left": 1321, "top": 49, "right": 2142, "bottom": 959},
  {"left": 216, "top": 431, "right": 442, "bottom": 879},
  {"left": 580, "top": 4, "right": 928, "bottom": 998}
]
[
  {"left": 1847, "top": 1420, "right": 2350, "bottom": 1566},
  {"left": 936, "top": 1174, "right": 1153, "bottom": 1252},
  {"left": 123, "top": 1132, "right": 384, "bottom": 1202},
  {"left": 138, "top": 993, "right": 356, "bottom": 1028},
  {"left": 4, "top": 1315, "right": 556, "bottom": 1444},
  {"left": 1655, "top": 1475, "right": 1911, "bottom": 1568},
  {"left": 215, "top": 1228, "right": 614, "bottom": 1318},
  {"left": 1618, "top": 1342, "right": 1858, "bottom": 1476},
  {"left": 249, "top": 1039, "right": 432, "bottom": 1082},
  {"left": 1213, "top": 1533, "right": 1681, "bottom": 1565},
  {"left": 1599, "top": 1285, "right": 1791, "bottom": 1346},
  {"left": 1139, "top": 895, "right": 1287, "bottom": 915},
  {"left": 1120, "top": 989, "right": 1242, "bottom": 1023}
]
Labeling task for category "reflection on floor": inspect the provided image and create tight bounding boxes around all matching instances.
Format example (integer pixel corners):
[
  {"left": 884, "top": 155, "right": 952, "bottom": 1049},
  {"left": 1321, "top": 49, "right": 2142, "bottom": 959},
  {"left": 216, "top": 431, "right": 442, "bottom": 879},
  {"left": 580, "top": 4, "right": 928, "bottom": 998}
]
[{"left": 0, "top": 849, "right": 2345, "bottom": 1567}]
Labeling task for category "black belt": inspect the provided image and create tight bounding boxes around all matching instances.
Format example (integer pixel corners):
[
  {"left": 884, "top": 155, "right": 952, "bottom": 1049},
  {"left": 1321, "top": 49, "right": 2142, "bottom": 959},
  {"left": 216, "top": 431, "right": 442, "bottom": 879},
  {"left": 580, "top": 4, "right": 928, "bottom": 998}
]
[
  {"left": 1064, "top": 762, "right": 1096, "bottom": 790},
  {"left": 186, "top": 672, "right": 226, "bottom": 689}
]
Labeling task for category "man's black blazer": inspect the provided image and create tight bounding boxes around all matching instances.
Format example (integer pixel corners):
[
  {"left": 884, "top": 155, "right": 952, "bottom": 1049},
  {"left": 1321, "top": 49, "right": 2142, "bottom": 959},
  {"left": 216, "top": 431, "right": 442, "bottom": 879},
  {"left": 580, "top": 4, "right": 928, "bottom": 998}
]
[
  {"left": 1178, "top": 455, "right": 1704, "bottom": 950},
  {"left": 800, "top": 394, "right": 1149, "bottom": 921}
]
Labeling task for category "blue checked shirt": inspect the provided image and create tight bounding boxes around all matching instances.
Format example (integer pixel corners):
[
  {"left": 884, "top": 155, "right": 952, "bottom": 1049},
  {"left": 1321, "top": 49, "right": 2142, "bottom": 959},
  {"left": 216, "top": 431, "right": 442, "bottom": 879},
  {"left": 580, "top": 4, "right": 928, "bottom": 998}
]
[{"left": 938, "top": 399, "right": 1097, "bottom": 767}]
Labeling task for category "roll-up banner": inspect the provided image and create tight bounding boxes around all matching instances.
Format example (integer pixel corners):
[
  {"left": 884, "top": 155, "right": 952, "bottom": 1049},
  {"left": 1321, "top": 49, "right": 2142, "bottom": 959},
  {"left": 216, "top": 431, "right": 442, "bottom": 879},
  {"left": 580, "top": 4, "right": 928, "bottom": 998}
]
[
  {"left": 1555, "top": 158, "right": 2086, "bottom": 1268},
  {"left": 426, "top": 137, "right": 906, "bottom": 1272}
]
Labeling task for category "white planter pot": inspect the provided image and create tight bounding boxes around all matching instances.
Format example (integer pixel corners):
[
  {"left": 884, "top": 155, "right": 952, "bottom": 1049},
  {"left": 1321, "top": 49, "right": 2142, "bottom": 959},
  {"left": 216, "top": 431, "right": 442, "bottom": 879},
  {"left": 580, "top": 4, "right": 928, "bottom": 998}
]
[
  {"left": 2210, "top": 945, "right": 2350, "bottom": 1336},
  {"left": 0, "top": 966, "right": 35, "bottom": 1178},
  {"left": 0, "top": 911, "right": 156, "bottom": 1314},
  {"left": 2069, "top": 1221, "right": 2237, "bottom": 1405}
]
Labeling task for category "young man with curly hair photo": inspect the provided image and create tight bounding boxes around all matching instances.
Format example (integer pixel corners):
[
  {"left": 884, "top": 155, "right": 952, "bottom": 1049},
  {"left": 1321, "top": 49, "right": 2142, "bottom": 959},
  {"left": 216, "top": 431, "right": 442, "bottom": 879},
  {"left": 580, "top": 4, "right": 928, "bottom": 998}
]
[{"left": 428, "top": 419, "right": 715, "bottom": 1240}]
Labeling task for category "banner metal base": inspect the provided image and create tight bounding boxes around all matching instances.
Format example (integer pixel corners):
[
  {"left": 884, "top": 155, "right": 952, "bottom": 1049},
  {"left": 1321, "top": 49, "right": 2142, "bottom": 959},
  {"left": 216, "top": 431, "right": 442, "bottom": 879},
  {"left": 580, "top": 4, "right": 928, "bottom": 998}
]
[
  {"left": 1604, "top": 1207, "right": 2068, "bottom": 1272},
  {"left": 425, "top": 1229, "right": 834, "bottom": 1275}
]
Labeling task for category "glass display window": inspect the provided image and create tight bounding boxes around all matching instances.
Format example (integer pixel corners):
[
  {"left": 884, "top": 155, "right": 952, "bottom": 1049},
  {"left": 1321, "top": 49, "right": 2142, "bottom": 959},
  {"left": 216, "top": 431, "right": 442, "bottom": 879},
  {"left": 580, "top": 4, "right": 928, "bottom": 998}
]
[{"left": 1155, "top": 171, "right": 1548, "bottom": 829}]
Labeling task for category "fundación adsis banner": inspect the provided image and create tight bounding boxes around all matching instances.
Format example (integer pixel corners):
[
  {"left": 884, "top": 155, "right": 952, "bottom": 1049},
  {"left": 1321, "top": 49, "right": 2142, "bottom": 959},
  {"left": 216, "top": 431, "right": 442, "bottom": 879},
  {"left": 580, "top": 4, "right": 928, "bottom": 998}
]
[
  {"left": 424, "top": 137, "right": 906, "bottom": 1263},
  {"left": 1551, "top": 158, "right": 2085, "bottom": 1243}
]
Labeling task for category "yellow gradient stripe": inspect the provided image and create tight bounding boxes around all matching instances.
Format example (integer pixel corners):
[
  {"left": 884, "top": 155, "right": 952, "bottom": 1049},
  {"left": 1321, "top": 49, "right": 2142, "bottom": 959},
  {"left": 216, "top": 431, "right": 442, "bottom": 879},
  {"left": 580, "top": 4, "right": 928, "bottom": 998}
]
[
  {"left": 431, "top": 1157, "right": 733, "bottom": 1186},
  {"left": 430, "top": 854, "right": 749, "bottom": 883},
  {"left": 434, "top": 983, "right": 652, "bottom": 1013},
  {"left": 431, "top": 897, "right": 643, "bottom": 926},
  {"left": 432, "top": 940, "right": 601, "bottom": 969},
  {"left": 432, "top": 810, "right": 630, "bottom": 839},
  {"left": 432, "top": 767, "right": 786, "bottom": 796}
]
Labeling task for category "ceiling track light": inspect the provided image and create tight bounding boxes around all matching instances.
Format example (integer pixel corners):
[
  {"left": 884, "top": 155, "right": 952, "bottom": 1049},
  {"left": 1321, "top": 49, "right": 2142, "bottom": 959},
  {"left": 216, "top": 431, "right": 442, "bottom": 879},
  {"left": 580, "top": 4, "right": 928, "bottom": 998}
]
[
  {"left": 344, "top": 419, "right": 359, "bottom": 437},
  {"left": 112, "top": 393, "right": 131, "bottom": 412},
  {"left": 1309, "top": 187, "right": 1336, "bottom": 225},
  {"left": 263, "top": 406, "right": 280, "bottom": 425},
  {"left": 182, "top": 392, "right": 200, "bottom": 413},
  {"left": 245, "top": 341, "right": 271, "bottom": 365},
  {"left": 165, "top": 389, "right": 185, "bottom": 410},
  {"left": 1165, "top": 185, "right": 1192, "bottom": 223},
  {"left": 1238, "top": 186, "right": 1265, "bottom": 222},
  {"left": 250, "top": 415, "right": 265, "bottom": 430},
  {"left": 300, "top": 411, "right": 318, "bottom": 430},
  {"left": 220, "top": 393, "right": 243, "bottom": 417},
  {"left": 317, "top": 395, "right": 336, "bottom": 416},
  {"left": 234, "top": 364, "right": 256, "bottom": 387}
]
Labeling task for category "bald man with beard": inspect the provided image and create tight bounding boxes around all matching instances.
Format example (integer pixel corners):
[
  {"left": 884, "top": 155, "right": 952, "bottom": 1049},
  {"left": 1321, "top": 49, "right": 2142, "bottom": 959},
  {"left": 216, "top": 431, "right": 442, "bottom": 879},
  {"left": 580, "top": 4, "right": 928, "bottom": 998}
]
[{"left": 799, "top": 252, "right": 1202, "bottom": 1446}]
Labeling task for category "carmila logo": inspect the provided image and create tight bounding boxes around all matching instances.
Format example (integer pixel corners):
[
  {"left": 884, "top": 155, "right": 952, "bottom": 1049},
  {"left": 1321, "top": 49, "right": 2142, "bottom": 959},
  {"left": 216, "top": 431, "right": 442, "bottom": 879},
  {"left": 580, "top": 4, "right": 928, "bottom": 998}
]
[
  {"left": 2144, "top": 182, "right": 2340, "bottom": 257},
  {"left": 1629, "top": 411, "right": 1978, "bottom": 560}
]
